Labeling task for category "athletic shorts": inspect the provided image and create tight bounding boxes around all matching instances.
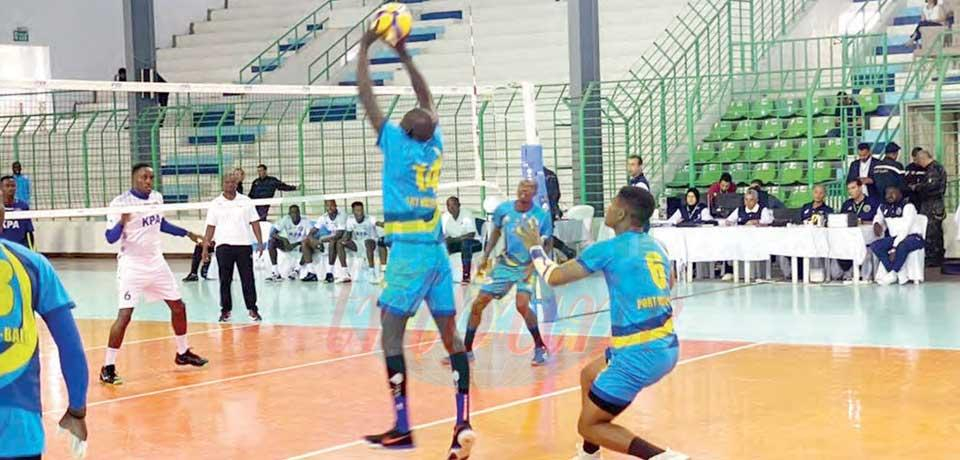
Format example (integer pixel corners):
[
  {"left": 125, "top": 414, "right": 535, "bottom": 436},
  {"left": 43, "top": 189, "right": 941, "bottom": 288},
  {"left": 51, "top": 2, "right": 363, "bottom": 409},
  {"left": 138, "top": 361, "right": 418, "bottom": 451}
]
[
  {"left": 378, "top": 242, "right": 454, "bottom": 318},
  {"left": 480, "top": 258, "right": 534, "bottom": 299},
  {"left": 116, "top": 258, "right": 180, "bottom": 309},
  {"left": 589, "top": 346, "right": 679, "bottom": 416}
]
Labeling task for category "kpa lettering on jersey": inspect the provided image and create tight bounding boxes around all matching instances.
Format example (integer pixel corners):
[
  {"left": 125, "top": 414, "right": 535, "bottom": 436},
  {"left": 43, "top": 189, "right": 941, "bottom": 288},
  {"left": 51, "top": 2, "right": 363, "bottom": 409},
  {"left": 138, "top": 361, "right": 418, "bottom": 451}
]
[
  {"left": 141, "top": 215, "right": 163, "bottom": 227},
  {"left": 2, "top": 220, "right": 21, "bottom": 230}
]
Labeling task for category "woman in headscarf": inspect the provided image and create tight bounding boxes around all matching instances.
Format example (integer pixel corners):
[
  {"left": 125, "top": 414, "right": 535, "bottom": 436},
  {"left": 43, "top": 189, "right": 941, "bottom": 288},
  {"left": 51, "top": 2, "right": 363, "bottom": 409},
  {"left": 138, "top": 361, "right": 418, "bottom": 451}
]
[{"left": 667, "top": 188, "right": 712, "bottom": 224}]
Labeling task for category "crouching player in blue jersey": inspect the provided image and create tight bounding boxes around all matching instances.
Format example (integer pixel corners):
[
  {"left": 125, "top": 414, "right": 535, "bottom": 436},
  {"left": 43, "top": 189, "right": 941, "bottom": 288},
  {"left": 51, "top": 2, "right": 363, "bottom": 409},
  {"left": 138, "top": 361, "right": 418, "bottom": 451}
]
[
  {"left": 0, "top": 207, "right": 89, "bottom": 459},
  {"left": 356, "top": 29, "right": 474, "bottom": 460},
  {"left": 516, "top": 186, "right": 688, "bottom": 460}
]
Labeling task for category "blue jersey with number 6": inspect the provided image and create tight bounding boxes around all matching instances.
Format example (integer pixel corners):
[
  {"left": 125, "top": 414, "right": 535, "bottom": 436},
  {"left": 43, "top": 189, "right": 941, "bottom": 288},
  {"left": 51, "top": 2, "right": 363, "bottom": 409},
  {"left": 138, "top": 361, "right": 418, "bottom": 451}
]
[
  {"left": 576, "top": 230, "right": 677, "bottom": 353},
  {"left": 379, "top": 121, "right": 444, "bottom": 244}
]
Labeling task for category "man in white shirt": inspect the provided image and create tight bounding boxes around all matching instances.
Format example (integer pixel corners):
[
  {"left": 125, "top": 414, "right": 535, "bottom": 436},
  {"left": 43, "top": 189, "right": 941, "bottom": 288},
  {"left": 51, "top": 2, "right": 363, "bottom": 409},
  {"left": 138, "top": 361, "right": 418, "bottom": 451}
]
[
  {"left": 869, "top": 186, "right": 926, "bottom": 285},
  {"left": 441, "top": 196, "right": 481, "bottom": 283},
  {"left": 846, "top": 142, "right": 878, "bottom": 197},
  {"left": 335, "top": 201, "right": 381, "bottom": 283},
  {"left": 301, "top": 199, "right": 346, "bottom": 282},
  {"left": 267, "top": 204, "right": 312, "bottom": 281},
  {"left": 724, "top": 189, "right": 774, "bottom": 226},
  {"left": 201, "top": 173, "right": 264, "bottom": 322},
  {"left": 99, "top": 163, "right": 208, "bottom": 386}
]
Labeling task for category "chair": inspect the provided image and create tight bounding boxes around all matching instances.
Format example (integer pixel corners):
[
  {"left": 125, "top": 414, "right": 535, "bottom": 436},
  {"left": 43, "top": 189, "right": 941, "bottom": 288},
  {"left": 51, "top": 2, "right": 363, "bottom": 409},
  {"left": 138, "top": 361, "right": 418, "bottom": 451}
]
[
  {"left": 751, "top": 162, "right": 778, "bottom": 185},
  {"left": 666, "top": 164, "right": 693, "bottom": 188},
  {"left": 873, "top": 215, "right": 928, "bottom": 284},
  {"left": 794, "top": 138, "right": 819, "bottom": 161},
  {"left": 695, "top": 144, "right": 717, "bottom": 164},
  {"left": 722, "top": 100, "right": 749, "bottom": 120},
  {"left": 856, "top": 88, "right": 881, "bottom": 114},
  {"left": 729, "top": 163, "right": 752, "bottom": 185},
  {"left": 728, "top": 120, "right": 757, "bottom": 141},
  {"left": 768, "top": 139, "right": 793, "bottom": 161},
  {"left": 754, "top": 119, "right": 784, "bottom": 140},
  {"left": 818, "top": 138, "right": 845, "bottom": 160},
  {"left": 695, "top": 163, "right": 723, "bottom": 187},
  {"left": 807, "top": 96, "right": 832, "bottom": 117},
  {"left": 811, "top": 161, "right": 835, "bottom": 183},
  {"left": 767, "top": 185, "right": 788, "bottom": 204},
  {"left": 745, "top": 141, "right": 768, "bottom": 162},
  {"left": 775, "top": 98, "right": 800, "bottom": 118},
  {"left": 812, "top": 116, "right": 837, "bottom": 137},
  {"left": 704, "top": 121, "right": 734, "bottom": 142},
  {"left": 778, "top": 162, "right": 805, "bottom": 185},
  {"left": 718, "top": 142, "right": 742, "bottom": 162},
  {"left": 749, "top": 97, "right": 775, "bottom": 119},
  {"left": 564, "top": 205, "right": 595, "bottom": 250},
  {"left": 786, "top": 186, "right": 812, "bottom": 208},
  {"left": 781, "top": 118, "right": 808, "bottom": 139}
]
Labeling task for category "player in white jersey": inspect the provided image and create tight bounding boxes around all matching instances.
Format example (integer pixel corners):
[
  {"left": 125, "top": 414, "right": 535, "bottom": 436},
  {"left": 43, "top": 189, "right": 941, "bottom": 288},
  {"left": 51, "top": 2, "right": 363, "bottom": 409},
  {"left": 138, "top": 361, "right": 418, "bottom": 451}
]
[
  {"left": 99, "top": 164, "right": 209, "bottom": 385},
  {"left": 335, "top": 201, "right": 382, "bottom": 283},
  {"left": 267, "top": 204, "right": 312, "bottom": 281},
  {"left": 301, "top": 199, "right": 346, "bottom": 282}
]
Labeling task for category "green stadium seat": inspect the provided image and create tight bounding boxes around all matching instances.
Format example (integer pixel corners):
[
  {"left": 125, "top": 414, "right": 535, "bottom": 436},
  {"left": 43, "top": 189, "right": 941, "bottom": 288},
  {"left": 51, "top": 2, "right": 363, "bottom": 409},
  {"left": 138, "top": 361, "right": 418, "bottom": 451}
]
[
  {"left": 729, "top": 163, "right": 752, "bottom": 185},
  {"left": 704, "top": 121, "right": 734, "bottom": 142},
  {"left": 728, "top": 121, "right": 757, "bottom": 141},
  {"left": 778, "top": 162, "right": 805, "bottom": 185},
  {"left": 768, "top": 139, "right": 793, "bottom": 161},
  {"left": 818, "top": 138, "right": 845, "bottom": 160},
  {"left": 767, "top": 185, "right": 788, "bottom": 203},
  {"left": 807, "top": 96, "right": 828, "bottom": 117},
  {"left": 856, "top": 88, "right": 880, "bottom": 113},
  {"left": 722, "top": 100, "right": 749, "bottom": 120},
  {"left": 786, "top": 186, "right": 812, "bottom": 208},
  {"left": 667, "top": 164, "right": 694, "bottom": 188},
  {"left": 749, "top": 97, "right": 775, "bottom": 119},
  {"left": 812, "top": 116, "right": 836, "bottom": 137},
  {"left": 695, "top": 163, "right": 724, "bottom": 187},
  {"left": 718, "top": 142, "right": 742, "bottom": 162},
  {"left": 775, "top": 98, "right": 800, "bottom": 118},
  {"left": 795, "top": 138, "right": 819, "bottom": 161},
  {"left": 782, "top": 118, "right": 807, "bottom": 138},
  {"left": 754, "top": 119, "right": 783, "bottom": 140},
  {"left": 745, "top": 141, "right": 768, "bottom": 162},
  {"left": 811, "top": 161, "right": 835, "bottom": 183},
  {"left": 695, "top": 144, "right": 717, "bottom": 164},
  {"left": 751, "top": 162, "right": 778, "bottom": 185}
]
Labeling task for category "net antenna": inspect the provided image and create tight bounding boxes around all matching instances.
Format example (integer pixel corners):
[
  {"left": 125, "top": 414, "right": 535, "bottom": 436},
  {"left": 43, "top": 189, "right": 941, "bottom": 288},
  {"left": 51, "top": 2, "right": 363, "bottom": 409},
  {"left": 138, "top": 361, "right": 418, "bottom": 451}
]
[{"left": 0, "top": 78, "right": 510, "bottom": 220}]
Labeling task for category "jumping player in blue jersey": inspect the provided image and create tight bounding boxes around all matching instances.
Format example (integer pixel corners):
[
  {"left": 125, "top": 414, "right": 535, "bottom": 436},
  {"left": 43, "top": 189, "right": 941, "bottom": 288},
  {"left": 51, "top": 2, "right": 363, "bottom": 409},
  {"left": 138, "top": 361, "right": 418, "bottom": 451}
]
[
  {"left": 356, "top": 28, "right": 474, "bottom": 459},
  {"left": 0, "top": 207, "right": 89, "bottom": 460},
  {"left": 517, "top": 186, "right": 688, "bottom": 460}
]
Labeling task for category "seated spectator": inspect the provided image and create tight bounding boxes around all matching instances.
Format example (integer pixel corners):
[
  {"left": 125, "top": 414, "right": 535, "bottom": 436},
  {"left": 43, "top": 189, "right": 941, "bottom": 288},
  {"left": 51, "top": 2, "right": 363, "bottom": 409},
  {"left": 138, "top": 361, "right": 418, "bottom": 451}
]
[
  {"left": 724, "top": 189, "right": 773, "bottom": 226},
  {"left": 706, "top": 172, "right": 736, "bottom": 210},
  {"left": 667, "top": 188, "right": 712, "bottom": 225},
  {"left": 266, "top": 205, "right": 311, "bottom": 282},
  {"left": 301, "top": 199, "right": 346, "bottom": 282},
  {"left": 911, "top": 0, "right": 949, "bottom": 48},
  {"left": 441, "top": 196, "right": 482, "bottom": 283},
  {"left": 749, "top": 180, "right": 784, "bottom": 209},
  {"left": 833, "top": 179, "right": 882, "bottom": 280},
  {"left": 799, "top": 184, "right": 834, "bottom": 224},
  {"left": 847, "top": 143, "right": 878, "bottom": 198},
  {"left": 869, "top": 186, "right": 926, "bottom": 285},
  {"left": 335, "top": 201, "right": 380, "bottom": 283}
]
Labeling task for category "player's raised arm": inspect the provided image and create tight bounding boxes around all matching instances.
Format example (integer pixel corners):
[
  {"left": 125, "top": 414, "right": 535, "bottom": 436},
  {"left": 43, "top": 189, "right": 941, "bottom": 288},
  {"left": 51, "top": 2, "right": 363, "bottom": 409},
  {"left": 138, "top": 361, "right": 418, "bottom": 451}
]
[
  {"left": 357, "top": 30, "right": 386, "bottom": 133},
  {"left": 396, "top": 41, "right": 436, "bottom": 124}
]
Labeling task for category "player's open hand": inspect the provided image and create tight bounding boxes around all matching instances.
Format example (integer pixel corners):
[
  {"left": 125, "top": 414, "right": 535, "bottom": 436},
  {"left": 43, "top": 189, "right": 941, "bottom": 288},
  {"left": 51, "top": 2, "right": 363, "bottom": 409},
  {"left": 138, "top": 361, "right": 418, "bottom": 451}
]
[
  {"left": 515, "top": 218, "right": 542, "bottom": 250},
  {"left": 58, "top": 408, "right": 88, "bottom": 458},
  {"left": 120, "top": 213, "right": 131, "bottom": 224}
]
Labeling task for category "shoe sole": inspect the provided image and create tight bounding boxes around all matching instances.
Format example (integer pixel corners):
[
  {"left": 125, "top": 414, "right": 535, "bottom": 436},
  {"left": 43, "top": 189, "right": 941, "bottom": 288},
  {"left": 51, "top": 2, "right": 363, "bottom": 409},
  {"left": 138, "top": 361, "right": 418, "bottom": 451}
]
[
  {"left": 450, "top": 429, "right": 476, "bottom": 459},
  {"left": 99, "top": 378, "right": 123, "bottom": 386},
  {"left": 364, "top": 440, "right": 416, "bottom": 451},
  {"left": 176, "top": 360, "right": 209, "bottom": 367}
]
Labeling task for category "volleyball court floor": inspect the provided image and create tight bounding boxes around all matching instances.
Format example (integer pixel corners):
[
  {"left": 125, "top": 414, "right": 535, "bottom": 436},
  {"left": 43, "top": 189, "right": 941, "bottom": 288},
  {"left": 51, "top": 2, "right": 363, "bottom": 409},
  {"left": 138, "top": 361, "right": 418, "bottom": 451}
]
[{"left": 36, "top": 259, "right": 960, "bottom": 459}]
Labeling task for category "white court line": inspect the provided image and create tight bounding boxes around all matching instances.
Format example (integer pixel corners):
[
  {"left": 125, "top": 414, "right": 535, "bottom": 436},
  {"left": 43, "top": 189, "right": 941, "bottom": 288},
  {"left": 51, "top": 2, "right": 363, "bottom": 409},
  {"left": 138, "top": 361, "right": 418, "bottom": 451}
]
[
  {"left": 39, "top": 323, "right": 260, "bottom": 357},
  {"left": 284, "top": 341, "right": 767, "bottom": 459},
  {"left": 41, "top": 337, "right": 442, "bottom": 416}
]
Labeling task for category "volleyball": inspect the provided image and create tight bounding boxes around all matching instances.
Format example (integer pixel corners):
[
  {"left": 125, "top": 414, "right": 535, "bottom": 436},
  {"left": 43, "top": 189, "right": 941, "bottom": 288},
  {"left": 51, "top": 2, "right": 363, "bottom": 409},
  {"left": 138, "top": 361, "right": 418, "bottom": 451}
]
[{"left": 371, "top": 3, "right": 413, "bottom": 46}]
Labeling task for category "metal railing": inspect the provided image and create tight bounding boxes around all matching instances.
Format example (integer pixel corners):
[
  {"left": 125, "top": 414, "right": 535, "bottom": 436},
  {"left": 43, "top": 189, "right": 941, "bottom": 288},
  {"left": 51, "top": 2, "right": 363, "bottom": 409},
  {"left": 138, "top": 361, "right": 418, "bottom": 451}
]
[
  {"left": 237, "top": 0, "right": 338, "bottom": 84},
  {"left": 306, "top": 1, "right": 385, "bottom": 85}
]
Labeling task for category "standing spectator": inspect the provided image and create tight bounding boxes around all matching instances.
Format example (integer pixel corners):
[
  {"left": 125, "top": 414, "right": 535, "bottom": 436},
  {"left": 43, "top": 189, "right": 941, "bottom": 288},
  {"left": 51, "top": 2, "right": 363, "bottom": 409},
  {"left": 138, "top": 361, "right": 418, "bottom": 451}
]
[
  {"left": 234, "top": 167, "right": 246, "bottom": 194},
  {"left": 201, "top": 173, "right": 264, "bottom": 322},
  {"left": 114, "top": 67, "right": 127, "bottom": 82},
  {"left": 873, "top": 142, "right": 906, "bottom": 196},
  {"left": 182, "top": 240, "right": 214, "bottom": 282},
  {"left": 904, "top": 147, "right": 925, "bottom": 203},
  {"left": 442, "top": 196, "right": 482, "bottom": 283},
  {"left": 248, "top": 164, "right": 297, "bottom": 221},
  {"left": 846, "top": 142, "right": 878, "bottom": 198},
  {"left": 626, "top": 155, "right": 650, "bottom": 191},
  {"left": 543, "top": 165, "right": 576, "bottom": 259},
  {"left": 0, "top": 175, "right": 34, "bottom": 248},
  {"left": 12, "top": 162, "right": 30, "bottom": 205},
  {"left": 909, "top": 149, "right": 947, "bottom": 266},
  {"left": 706, "top": 172, "right": 736, "bottom": 209}
]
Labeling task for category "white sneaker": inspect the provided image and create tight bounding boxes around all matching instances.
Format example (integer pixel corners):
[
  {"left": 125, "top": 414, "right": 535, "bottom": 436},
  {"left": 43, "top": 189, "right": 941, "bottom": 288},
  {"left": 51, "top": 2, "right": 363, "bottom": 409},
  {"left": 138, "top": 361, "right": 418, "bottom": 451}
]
[
  {"left": 368, "top": 268, "right": 380, "bottom": 284},
  {"left": 570, "top": 443, "right": 602, "bottom": 459},
  {"left": 335, "top": 274, "right": 352, "bottom": 283},
  {"left": 650, "top": 449, "right": 690, "bottom": 460},
  {"left": 876, "top": 271, "right": 898, "bottom": 286},
  {"left": 720, "top": 273, "right": 733, "bottom": 281}
]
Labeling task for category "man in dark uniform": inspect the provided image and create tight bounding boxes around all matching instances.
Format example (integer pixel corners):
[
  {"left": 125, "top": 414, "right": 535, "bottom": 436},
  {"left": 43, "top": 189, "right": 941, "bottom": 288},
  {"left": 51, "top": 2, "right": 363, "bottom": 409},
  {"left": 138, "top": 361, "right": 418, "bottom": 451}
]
[
  {"left": 835, "top": 179, "right": 881, "bottom": 279},
  {"left": 627, "top": 155, "right": 650, "bottom": 191},
  {"left": 904, "top": 147, "right": 925, "bottom": 203},
  {"left": 909, "top": 149, "right": 947, "bottom": 266},
  {"left": 869, "top": 185, "right": 925, "bottom": 285},
  {"left": 543, "top": 165, "right": 576, "bottom": 259},
  {"left": 800, "top": 184, "right": 834, "bottom": 223},
  {"left": 873, "top": 142, "right": 905, "bottom": 197}
]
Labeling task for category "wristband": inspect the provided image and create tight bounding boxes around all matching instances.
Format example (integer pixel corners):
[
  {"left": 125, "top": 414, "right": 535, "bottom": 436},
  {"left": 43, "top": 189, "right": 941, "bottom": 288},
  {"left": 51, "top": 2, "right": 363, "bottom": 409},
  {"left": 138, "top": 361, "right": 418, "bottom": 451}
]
[{"left": 528, "top": 245, "right": 557, "bottom": 282}]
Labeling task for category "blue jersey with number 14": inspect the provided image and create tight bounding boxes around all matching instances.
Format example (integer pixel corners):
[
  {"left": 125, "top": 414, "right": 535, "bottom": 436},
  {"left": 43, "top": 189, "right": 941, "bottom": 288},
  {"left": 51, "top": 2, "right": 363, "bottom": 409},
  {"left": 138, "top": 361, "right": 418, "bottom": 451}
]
[
  {"left": 576, "top": 231, "right": 677, "bottom": 353},
  {"left": 379, "top": 121, "right": 444, "bottom": 244}
]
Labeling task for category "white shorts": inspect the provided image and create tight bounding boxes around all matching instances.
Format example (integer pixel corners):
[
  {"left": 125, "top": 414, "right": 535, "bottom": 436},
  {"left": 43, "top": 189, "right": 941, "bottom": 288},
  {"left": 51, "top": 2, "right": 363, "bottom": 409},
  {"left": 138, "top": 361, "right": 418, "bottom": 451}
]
[{"left": 116, "top": 259, "right": 181, "bottom": 309}]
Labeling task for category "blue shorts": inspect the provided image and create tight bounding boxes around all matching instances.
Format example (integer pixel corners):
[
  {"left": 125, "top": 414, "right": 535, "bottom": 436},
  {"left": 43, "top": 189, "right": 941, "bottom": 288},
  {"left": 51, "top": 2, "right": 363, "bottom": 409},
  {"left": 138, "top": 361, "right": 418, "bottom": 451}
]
[
  {"left": 0, "top": 407, "right": 44, "bottom": 457},
  {"left": 479, "top": 259, "right": 534, "bottom": 299},
  {"left": 378, "top": 242, "right": 454, "bottom": 318},
  {"left": 589, "top": 346, "right": 679, "bottom": 415}
]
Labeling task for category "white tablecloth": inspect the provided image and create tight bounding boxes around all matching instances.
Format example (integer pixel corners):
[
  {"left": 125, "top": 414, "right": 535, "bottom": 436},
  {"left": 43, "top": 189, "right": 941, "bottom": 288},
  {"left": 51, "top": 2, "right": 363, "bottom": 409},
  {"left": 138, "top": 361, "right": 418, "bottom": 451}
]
[{"left": 647, "top": 225, "right": 874, "bottom": 264}]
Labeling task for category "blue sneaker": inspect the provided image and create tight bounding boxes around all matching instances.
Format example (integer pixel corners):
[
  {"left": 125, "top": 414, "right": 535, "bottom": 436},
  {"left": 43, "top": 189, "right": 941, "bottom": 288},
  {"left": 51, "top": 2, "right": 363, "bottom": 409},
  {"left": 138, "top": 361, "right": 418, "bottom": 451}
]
[
  {"left": 531, "top": 347, "right": 549, "bottom": 366},
  {"left": 441, "top": 351, "right": 475, "bottom": 366}
]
